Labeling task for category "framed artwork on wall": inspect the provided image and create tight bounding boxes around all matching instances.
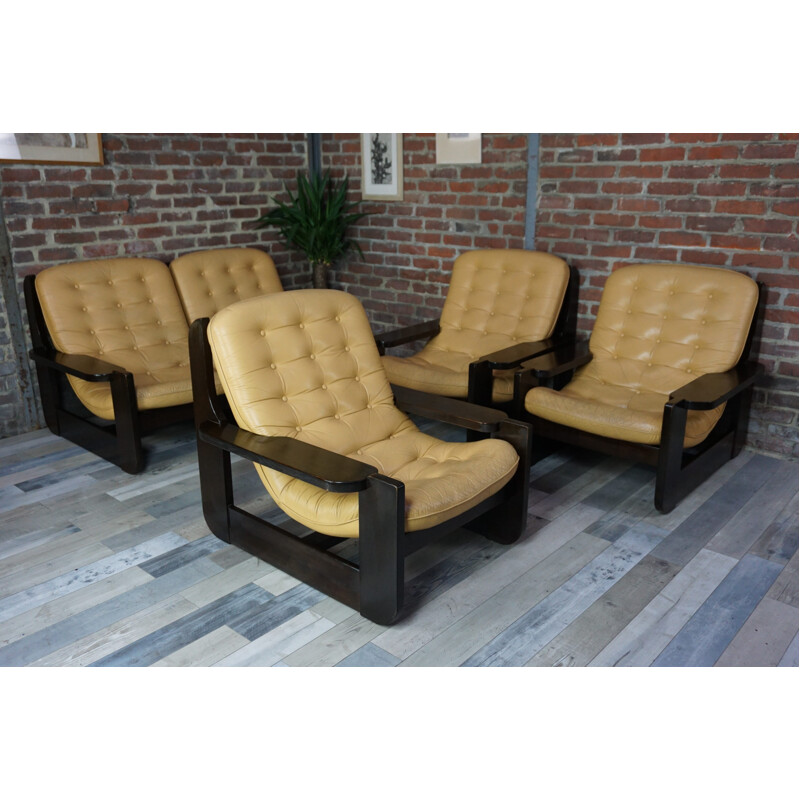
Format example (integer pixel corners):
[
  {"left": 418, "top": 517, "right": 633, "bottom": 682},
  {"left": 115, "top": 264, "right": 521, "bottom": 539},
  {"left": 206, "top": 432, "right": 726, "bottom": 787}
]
[
  {"left": 361, "top": 133, "right": 403, "bottom": 201},
  {"left": 435, "top": 133, "right": 482, "bottom": 164},
  {"left": 0, "top": 133, "right": 104, "bottom": 165}
]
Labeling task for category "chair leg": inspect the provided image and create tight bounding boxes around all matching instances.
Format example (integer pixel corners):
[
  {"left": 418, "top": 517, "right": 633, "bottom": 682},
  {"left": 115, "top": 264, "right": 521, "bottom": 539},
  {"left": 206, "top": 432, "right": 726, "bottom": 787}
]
[
  {"left": 655, "top": 402, "right": 687, "bottom": 513},
  {"left": 731, "top": 390, "right": 754, "bottom": 458},
  {"left": 196, "top": 435, "right": 234, "bottom": 543},
  {"left": 358, "top": 474, "right": 405, "bottom": 625},
  {"left": 32, "top": 362, "right": 62, "bottom": 436},
  {"left": 466, "top": 418, "right": 532, "bottom": 544},
  {"left": 110, "top": 371, "right": 144, "bottom": 474}
]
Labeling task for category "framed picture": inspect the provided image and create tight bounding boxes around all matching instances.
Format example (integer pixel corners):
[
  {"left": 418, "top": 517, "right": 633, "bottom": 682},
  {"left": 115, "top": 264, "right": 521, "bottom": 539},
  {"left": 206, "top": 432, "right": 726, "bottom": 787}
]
[
  {"left": 436, "top": 133, "right": 482, "bottom": 164},
  {"left": 361, "top": 133, "right": 403, "bottom": 201},
  {"left": 0, "top": 133, "right": 104, "bottom": 165}
]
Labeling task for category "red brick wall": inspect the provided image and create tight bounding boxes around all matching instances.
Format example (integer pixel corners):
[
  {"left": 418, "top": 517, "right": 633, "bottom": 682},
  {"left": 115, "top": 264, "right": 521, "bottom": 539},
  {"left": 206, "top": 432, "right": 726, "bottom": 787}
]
[
  {"left": 535, "top": 133, "right": 798, "bottom": 457},
  {"left": 321, "top": 133, "right": 529, "bottom": 328},
  {"left": 1, "top": 132, "right": 309, "bottom": 286},
  {"left": 1, "top": 131, "right": 797, "bottom": 458}
]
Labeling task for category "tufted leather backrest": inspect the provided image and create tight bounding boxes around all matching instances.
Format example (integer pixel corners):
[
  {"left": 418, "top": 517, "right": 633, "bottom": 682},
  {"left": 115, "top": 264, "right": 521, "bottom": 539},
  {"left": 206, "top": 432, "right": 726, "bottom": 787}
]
[
  {"left": 35, "top": 258, "right": 190, "bottom": 376},
  {"left": 208, "top": 289, "right": 416, "bottom": 454},
  {"left": 432, "top": 249, "right": 569, "bottom": 356},
  {"left": 585, "top": 263, "right": 759, "bottom": 395},
  {"left": 170, "top": 247, "right": 283, "bottom": 323}
]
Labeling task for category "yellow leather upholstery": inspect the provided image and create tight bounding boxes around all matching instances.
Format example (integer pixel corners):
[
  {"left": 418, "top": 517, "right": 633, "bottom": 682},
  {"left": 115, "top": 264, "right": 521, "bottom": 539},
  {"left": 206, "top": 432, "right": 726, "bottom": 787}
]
[
  {"left": 525, "top": 264, "right": 759, "bottom": 446},
  {"left": 35, "top": 258, "right": 193, "bottom": 420},
  {"left": 208, "top": 289, "right": 520, "bottom": 538},
  {"left": 170, "top": 247, "right": 282, "bottom": 323},
  {"left": 381, "top": 249, "right": 569, "bottom": 401}
]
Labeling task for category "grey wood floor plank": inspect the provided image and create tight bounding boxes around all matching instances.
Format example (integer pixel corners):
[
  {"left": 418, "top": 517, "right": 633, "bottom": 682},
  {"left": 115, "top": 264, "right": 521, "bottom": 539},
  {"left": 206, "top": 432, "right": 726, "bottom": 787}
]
[
  {"left": 650, "top": 454, "right": 782, "bottom": 568},
  {"left": 530, "top": 449, "right": 607, "bottom": 495},
  {"left": 705, "top": 463, "right": 799, "bottom": 561},
  {"left": 525, "top": 553, "right": 680, "bottom": 667},
  {"left": 0, "top": 439, "right": 86, "bottom": 477},
  {"left": 528, "top": 457, "right": 630, "bottom": 520},
  {"left": 336, "top": 642, "right": 401, "bottom": 667},
  {"left": 151, "top": 626, "right": 250, "bottom": 667},
  {"left": 0, "top": 421, "right": 795, "bottom": 668},
  {"left": 766, "top": 549, "right": 799, "bottom": 608},
  {"left": 375, "top": 503, "right": 606, "bottom": 661},
  {"left": 715, "top": 596, "right": 799, "bottom": 667},
  {"left": 461, "top": 522, "right": 668, "bottom": 667},
  {"left": 581, "top": 464, "right": 656, "bottom": 512},
  {"left": 749, "top": 491, "right": 799, "bottom": 566},
  {"left": 106, "top": 463, "right": 202, "bottom": 502},
  {"left": 652, "top": 554, "right": 784, "bottom": 667},
  {"left": 399, "top": 530, "right": 611, "bottom": 667},
  {"left": 137, "top": 534, "right": 228, "bottom": 578},
  {"left": 0, "top": 557, "right": 222, "bottom": 666},
  {"left": 0, "top": 566, "right": 153, "bottom": 648},
  {"left": 32, "top": 594, "right": 199, "bottom": 667},
  {"left": 0, "top": 474, "right": 99, "bottom": 514},
  {"left": 0, "top": 532, "right": 187, "bottom": 623},
  {"left": 227, "top": 583, "right": 326, "bottom": 642},
  {"left": 283, "top": 612, "right": 387, "bottom": 667},
  {"left": 213, "top": 610, "right": 336, "bottom": 667},
  {"left": 0, "top": 523, "right": 81, "bottom": 563},
  {"left": 91, "top": 583, "right": 275, "bottom": 667},
  {"left": 589, "top": 548, "right": 739, "bottom": 667},
  {"left": 777, "top": 633, "right": 798, "bottom": 667},
  {"left": 0, "top": 449, "right": 101, "bottom": 490},
  {"left": 0, "top": 541, "right": 116, "bottom": 599},
  {"left": 180, "top": 556, "right": 275, "bottom": 608}
]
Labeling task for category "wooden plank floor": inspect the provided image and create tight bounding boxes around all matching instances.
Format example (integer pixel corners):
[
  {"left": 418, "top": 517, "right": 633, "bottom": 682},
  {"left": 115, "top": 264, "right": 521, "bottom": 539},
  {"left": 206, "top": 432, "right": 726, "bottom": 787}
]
[{"left": 0, "top": 419, "right": 797, "bottom": 668}]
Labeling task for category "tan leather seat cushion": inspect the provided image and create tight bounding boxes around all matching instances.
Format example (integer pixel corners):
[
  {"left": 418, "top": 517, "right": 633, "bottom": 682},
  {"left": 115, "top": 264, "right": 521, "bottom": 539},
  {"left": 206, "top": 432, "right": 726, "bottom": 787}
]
[
  {"left": 382, "top": 249, "right": 569, "bottom": 401},
  {"left": 170, "top": 247, "right": 282, "bottom": 323},
  {"left": 208, "top": 289, "right": 520, "bottom": 538},
  {"left": 35, "top": 258, "right": 193, "bottom": 420},
  {"left": 526, "top": 264, "right": 759, "bottom": 446}
]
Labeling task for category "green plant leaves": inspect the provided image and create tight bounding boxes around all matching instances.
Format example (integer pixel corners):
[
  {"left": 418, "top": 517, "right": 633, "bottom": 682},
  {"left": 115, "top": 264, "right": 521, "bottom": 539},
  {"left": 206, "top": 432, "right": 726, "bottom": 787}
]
[{"left": 254, "top": 169, "right": 367, "bottom": 266}]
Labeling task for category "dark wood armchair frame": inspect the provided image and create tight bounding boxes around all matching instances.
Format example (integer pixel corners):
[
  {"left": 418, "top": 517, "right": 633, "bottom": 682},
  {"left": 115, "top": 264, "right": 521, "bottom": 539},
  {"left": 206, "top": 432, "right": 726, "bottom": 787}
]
[
  {"left": 510, "top": 282, "right": 766, "bottom": 513},
  {"left": 189, "top": 317, "right": 532, "bottom": 625},
  {"left": 24, "top": 273, "right": 194, "bottom": 474},
  {"left": 375, "top": 266, "right": 579, "bottom": 414}
]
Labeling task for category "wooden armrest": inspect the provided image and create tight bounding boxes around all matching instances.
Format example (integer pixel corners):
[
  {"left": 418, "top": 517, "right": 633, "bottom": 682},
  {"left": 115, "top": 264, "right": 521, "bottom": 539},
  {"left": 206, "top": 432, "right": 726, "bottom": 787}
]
[
  {"left": 668, "top": 362, "right": 764, "bottom": 410},
  {"left": 374, "top": 318, "right": 441, "bottom": 351},
  {"left": 472, "top": 337, "right": 565, "bottom": 370},
  {"left": 197, "top": 421, "right": 377, "bottom": 492},
  {"left": 519, "top": 339, "right": 592, "bottom": 377},
  {"left": 29, "top": 348, "right": 125, "bottom": 381},
  {"left": 391, "top": 384, "right": 507, "bottom": 432}
]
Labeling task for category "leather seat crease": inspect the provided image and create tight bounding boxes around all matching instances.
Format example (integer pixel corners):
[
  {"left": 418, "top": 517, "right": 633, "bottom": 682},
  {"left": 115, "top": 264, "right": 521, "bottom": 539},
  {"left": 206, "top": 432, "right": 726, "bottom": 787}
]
[
  {"left": 207, "top": 289, "right": 520, "bottom": 538},
  {"left": 170, "top": 246, "right": 283, "bottom": 323},
  {"left": 525, "top": 264, "right": 760, "bottom": 447},
  {"left": 381, "top": 249, "right": 569, "bottom": 401},
  {"left": 35, "top": 258, "right": 199, "bottom": 420}
]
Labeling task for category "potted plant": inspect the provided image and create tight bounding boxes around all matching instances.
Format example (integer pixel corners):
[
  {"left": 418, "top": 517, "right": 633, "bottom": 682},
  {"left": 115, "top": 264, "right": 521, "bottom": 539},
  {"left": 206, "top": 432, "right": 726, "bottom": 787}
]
[{"left": 254, "top": 169, "right": 368, "bottom": 289}]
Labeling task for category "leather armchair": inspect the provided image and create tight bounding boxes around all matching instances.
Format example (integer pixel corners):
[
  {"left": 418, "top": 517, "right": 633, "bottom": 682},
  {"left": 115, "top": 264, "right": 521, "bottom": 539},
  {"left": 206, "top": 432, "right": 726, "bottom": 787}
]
[
  {"left": 25, "top": 257, "right": 197, "bottom": 473},
  {"left": 375, "top": 249, "right": 574, "bottom": 409},
  {"left": 512, "top": 263, "right": 764, "bottom": 513},
  {"left": 190, "top": 288, "right": 532, "bottom": 624}
]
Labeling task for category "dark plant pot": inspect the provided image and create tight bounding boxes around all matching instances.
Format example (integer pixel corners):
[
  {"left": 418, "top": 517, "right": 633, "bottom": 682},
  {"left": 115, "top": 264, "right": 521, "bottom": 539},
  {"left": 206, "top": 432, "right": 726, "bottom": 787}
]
[{"left": 312, "top": 261, "right": 329, "bottom": 289}]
